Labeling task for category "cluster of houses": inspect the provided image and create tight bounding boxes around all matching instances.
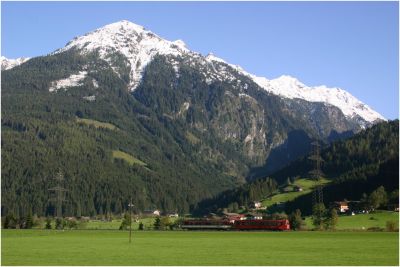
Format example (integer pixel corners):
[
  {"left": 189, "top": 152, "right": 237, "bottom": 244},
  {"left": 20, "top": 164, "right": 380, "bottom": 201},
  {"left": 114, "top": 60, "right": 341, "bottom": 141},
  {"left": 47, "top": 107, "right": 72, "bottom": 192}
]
[
  {"left": 330, "top": 200, "right": 399, "bottom": 214},
  {"left": 142, "top": 210, "right": 179, "bottom": 217}
]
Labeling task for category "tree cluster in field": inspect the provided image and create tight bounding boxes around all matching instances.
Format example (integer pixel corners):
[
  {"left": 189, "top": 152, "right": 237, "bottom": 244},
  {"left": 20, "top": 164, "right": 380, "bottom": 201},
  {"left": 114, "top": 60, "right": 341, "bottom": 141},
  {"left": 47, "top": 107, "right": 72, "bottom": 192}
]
[
  {"left": 117, "top": 214, "right": 182, "bottom": 231},
  {"left": 311, "top": 203, "right": 338, "bottom": 230},
  {"left": 359, "top": 186, "right": 397, "bottom": 211},
  {"left": 2, "top": 214, "right": 83, "bottom": 230}
]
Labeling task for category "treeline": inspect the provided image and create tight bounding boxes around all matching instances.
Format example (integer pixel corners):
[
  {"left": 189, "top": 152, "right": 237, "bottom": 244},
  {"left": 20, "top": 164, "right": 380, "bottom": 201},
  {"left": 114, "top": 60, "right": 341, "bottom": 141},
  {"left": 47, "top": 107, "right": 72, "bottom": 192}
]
[{"left": 193, "top": 178, "right": 277, "bottom": 215}]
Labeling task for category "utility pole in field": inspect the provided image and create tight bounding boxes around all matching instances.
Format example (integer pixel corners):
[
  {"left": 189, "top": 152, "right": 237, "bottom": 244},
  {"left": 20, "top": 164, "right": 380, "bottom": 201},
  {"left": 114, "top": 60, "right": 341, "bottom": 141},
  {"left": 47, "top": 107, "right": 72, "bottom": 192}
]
[{"left": 128, "top": 199, "right": 134, "bottom": 243}]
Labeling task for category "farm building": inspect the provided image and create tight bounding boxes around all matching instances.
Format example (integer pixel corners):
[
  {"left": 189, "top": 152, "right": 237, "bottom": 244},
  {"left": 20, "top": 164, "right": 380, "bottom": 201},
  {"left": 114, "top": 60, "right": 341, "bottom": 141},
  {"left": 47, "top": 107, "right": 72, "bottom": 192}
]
[
  {"left": 331, "top": 201, "right": 349, "bottom": 213},
  {"left": 143, "top": 209, "right": 161, "bottom": 216},
  {"left": 223, "top": 212, "right": 245, "bottom": 222},
  {"left": 250, "top": 201, "right": 263, "bottom": 209},
  {"left": 293, "top": 186, "right": 303, "bottom": 192}
]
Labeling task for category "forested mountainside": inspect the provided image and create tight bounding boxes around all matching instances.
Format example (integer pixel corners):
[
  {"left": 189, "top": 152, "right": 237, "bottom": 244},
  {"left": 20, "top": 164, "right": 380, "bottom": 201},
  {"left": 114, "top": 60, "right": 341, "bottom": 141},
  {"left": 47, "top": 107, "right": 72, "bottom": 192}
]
[
  {"left": 1, "top": 21, "right": 386, "bottom": 218},
  {"left": 194, "top": 120, "right": 399, "bottom": 215}
]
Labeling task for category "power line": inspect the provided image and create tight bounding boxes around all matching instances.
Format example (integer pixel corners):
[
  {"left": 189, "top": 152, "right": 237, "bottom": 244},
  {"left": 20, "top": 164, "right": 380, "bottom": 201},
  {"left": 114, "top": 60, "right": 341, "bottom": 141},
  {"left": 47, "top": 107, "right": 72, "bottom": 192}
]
[
  {"left": 48, "top": 170, "right": 67, "bottom": 218},
  {"left": 309, "top": 140, "right": 324, "bottom": 207}
]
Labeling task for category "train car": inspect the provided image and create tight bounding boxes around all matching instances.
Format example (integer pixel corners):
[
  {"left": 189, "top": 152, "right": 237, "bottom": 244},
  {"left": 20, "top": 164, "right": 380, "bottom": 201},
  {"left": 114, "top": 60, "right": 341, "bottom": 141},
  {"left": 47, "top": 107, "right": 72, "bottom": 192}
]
[
  {"left": 181, "top": 218, "right": 290, "bottom": 231},
  {"left": 233, "top": 219, "right": 290, "bottom": 231},
  {"left": 181, "top": 219, "right": 233, "bottom": 230}
]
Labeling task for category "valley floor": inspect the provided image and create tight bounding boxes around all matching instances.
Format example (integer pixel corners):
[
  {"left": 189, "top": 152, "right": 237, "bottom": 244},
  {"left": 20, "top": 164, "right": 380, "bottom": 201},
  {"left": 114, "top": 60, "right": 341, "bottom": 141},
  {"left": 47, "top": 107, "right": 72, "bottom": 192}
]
[{"left": 1, "top": 230, "right": 398, "bottom": 265}]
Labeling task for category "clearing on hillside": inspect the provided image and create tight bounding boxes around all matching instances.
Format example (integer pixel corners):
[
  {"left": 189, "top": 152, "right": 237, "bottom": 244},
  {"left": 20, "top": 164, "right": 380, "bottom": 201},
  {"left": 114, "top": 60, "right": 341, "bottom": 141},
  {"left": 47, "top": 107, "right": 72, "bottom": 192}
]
[
  {"left": 262, "top": 178, "right": 330, "bottom": 208},
  {"left": 76, "top": 117, "right": 117, "bottom": 130},
  {"left": 112, "top": 150, "right": 147, "bottom": 166}
]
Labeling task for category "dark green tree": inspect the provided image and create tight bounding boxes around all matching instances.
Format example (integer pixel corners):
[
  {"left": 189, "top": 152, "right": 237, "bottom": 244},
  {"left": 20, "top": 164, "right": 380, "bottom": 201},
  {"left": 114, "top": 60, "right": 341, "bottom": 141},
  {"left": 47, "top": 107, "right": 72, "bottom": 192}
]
[
  {"left": 368, "top": 186, "right": 388, "bottom": 210},
  {"left": 161, "top": 217, "right": 171, "bottom": 230},
  {"left": 55, "top": 218, "right": 64, "bottom": 230},
  {"left": 138, "top": 222, "right": 144, "bottom": 230},
  {"left": 67, "top": 219, "right": 78, "bottom": 229},
  {"left": 45, "top": 217, "right": 52, "bottom": 229},
  {"left": 324, "top": 208, "right": 338, "bottom": 230},
  {"left": 4, "top": 214, "right": 16, "bottom": 229},
  {"left": 119, "top": 213, "right": 131, "bottom": 230},
  {"left": 312, "top": 203, "right": 326, "bottom": 230},
  {"left": 289, "top": 209, "right": 304, "bottom": 230},
  {"left": 25, "top": 213, "right": 33, "bottom": 229},
  {"left": 154, "top": 217, "right": 161, "bottom": 230}
]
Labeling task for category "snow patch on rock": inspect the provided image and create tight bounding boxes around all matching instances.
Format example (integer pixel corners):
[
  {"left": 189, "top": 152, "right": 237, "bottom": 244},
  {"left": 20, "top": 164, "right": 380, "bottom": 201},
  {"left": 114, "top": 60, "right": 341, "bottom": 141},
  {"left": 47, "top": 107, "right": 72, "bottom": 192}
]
[
  {"left": 83, "top": 95, "right": 96, "bottom": 101},
  {"left": 1, "top": 56, "right": 30, "bottom": 70},
  {"left": 49, "top": 71, "right": 87, "bottom": 92}
]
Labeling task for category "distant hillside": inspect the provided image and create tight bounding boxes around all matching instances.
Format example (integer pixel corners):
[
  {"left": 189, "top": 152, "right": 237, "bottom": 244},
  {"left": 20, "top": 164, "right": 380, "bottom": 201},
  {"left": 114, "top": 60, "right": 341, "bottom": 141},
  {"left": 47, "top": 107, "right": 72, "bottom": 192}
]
[{"left": 194, "top": 120, "right": 399, "bottom": 215}]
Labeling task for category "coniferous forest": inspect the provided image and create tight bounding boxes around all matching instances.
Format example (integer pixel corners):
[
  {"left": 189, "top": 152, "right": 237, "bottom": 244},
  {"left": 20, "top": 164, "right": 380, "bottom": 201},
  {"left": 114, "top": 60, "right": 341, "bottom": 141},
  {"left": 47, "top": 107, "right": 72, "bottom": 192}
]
[{"left": 2, "top": 47, "right": 398, "bottom": 220}]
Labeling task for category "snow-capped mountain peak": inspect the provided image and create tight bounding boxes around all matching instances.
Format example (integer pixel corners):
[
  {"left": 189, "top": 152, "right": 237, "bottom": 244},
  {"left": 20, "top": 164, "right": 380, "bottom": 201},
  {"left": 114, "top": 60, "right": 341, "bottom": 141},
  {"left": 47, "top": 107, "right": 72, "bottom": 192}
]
[
  {"left": 205, "top": 53, "right": 227, "bottom": 63},
  {"left": 53, "top": 20, "right": 384, "bottom": 125},
  {"left": 265, "top": 75, "right": 385, "bottom": 124},
  {"left": 55, "top": 20, "right": 190, "bottom": 90},
  {"left": 205, "top": 54, "right": 385, "bottom": 124},
  {"left": 1, "top": 56, "right": 30, "bottom": 70}
]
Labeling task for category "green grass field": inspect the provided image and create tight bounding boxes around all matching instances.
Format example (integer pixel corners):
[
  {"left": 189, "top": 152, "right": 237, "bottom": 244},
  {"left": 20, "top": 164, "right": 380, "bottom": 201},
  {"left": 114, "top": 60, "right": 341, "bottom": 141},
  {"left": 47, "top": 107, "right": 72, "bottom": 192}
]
[
  {"left": 262, "top": 178, "right": 330, "bottom": 208},
  {"left": 1, "top": 230, "right": 398, "bottom": 265},
  {"left": 304, "top": 211, "right": 399, "bottom": 230}
]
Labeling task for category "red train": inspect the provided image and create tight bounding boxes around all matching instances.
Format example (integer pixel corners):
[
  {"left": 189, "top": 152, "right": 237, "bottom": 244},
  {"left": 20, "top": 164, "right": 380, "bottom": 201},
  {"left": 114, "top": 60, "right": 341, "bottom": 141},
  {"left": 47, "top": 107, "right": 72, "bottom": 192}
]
[{"left": 181, "top": 218, "right": 290, "bottom": 231}]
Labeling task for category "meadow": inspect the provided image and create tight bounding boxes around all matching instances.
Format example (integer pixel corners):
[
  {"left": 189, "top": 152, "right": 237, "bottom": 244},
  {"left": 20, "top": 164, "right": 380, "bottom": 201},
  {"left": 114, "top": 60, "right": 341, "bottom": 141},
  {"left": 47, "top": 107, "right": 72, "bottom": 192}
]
[
  {"left": 304, "top": 210, "right": 399, "bottom": 230},
  {"left": 1, "top": 230, "right": 398, "bottom": 266},
  {"left": 261, "top": 178, "right": 330, "bottom": 208}
]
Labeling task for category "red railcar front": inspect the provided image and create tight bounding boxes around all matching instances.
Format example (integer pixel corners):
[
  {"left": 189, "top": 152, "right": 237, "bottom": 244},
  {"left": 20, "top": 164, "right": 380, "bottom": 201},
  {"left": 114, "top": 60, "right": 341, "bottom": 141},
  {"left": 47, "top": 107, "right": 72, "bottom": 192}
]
[{"left": 233, "top": 219, "right": 290, "bottom": 231}]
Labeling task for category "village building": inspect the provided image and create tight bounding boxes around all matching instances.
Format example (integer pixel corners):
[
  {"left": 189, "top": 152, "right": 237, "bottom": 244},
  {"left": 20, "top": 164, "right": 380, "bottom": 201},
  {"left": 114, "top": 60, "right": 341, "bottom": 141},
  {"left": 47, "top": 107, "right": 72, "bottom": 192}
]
[
  {"left": 143, "top": 209, "right": 161, "bottom": 216},
  {"left": 223, "top": 212, "right": 245, "bottom": 223},
  {"left": 293, "top": 186, "right": 303, "bottom": 192},
  {"left": 250, "top": 201, "right": 263, "bottom": 210},
  {"left": 167, "top": 212, "right": 179, "bottom": 218},
  {"left": 331, "top": 201, "right": 349, "bottom": 213}
]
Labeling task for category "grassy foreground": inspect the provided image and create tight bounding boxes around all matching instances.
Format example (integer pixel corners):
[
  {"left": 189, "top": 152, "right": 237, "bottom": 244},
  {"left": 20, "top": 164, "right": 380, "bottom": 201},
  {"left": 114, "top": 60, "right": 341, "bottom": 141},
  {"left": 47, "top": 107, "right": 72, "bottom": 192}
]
[
  {"left": 304, "top": 211, "right": 399, "bottom": 230},
  {"left": 2, "top": 230, "right": 398, "bottom": 265}
]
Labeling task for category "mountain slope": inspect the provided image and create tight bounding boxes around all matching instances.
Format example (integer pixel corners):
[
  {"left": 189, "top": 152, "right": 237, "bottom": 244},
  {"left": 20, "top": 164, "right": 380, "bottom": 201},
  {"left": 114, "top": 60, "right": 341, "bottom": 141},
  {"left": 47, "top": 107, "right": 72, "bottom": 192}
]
[
  {"left": 52, "top": 20, "right": 384, "bottom": 127},
  {"left": 194, "top": 120, "right": 398, "bottom": 215},
  {"left": 1, "top": 20, "right": 387, "bottom": 218}
]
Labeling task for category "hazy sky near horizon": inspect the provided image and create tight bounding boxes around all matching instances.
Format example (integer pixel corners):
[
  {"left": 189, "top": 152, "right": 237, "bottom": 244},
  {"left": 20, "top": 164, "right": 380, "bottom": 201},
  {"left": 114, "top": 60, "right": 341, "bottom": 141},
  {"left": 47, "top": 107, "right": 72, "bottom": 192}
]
[{"left": 2, "top": 1, "right": 398, "bottom": 119}]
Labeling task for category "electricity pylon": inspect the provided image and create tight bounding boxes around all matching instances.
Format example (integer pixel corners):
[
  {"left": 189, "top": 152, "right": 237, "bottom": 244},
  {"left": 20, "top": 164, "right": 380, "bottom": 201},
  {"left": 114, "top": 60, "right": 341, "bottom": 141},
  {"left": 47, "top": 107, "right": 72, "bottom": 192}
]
[
  {"left": 309, "top": 140, "right": 324, "bottom": 207},
  {"left": 48, "top": 170, "right": 67, "bottom": 218}
]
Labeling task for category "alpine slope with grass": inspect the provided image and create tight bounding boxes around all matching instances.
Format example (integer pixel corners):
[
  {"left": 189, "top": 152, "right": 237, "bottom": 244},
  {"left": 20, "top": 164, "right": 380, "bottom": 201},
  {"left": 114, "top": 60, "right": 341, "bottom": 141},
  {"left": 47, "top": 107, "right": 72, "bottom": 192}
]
[{"left": 1, "top": 20, "right": 388, "bottom": 218}]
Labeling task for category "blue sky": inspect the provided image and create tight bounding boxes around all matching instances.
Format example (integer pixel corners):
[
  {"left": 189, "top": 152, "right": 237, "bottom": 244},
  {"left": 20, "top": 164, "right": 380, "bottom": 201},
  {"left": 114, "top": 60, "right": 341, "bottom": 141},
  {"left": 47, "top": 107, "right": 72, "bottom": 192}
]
[{"left": 2, "top": 1, "right": 398, "bottom": 119}]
